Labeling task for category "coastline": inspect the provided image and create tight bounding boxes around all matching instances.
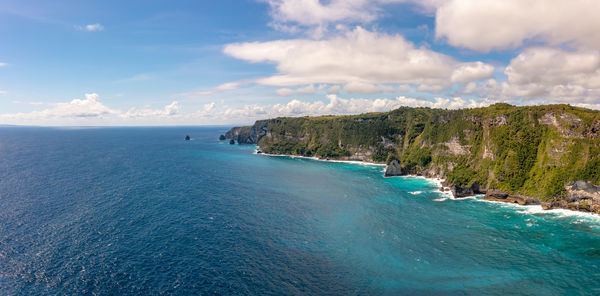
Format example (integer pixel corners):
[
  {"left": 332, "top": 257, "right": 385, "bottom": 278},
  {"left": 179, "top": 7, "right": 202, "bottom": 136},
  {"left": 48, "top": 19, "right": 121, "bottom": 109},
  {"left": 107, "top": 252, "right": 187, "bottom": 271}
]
[
  {"left": 253, "top": 147, "right": 600, "bottom": 222},
  {"left": 254, "top": 147, "right": 386, "bottom": 167}
]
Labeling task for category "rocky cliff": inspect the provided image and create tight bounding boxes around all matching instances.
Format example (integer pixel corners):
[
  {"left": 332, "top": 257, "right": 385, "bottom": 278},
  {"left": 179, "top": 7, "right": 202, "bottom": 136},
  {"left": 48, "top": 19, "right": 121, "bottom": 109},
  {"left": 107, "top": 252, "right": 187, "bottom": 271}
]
[{"left": 225, "top": 104, "right": 600, "bottom": 214}]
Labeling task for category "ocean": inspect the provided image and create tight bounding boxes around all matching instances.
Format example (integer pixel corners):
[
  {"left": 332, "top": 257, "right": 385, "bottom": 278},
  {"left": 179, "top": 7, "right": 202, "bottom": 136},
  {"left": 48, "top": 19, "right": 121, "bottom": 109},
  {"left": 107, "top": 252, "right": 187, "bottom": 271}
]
[{"left": 0, "top": 126, "right": 599, "bottom": 295}]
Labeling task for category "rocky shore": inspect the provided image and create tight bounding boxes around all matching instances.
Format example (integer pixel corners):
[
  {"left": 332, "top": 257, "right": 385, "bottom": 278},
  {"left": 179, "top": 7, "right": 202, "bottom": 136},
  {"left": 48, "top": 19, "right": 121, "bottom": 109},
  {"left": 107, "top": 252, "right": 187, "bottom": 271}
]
[
  {"left": 224, "top": 102, "right": 600, "bottom": 217},
  {"left": 255, "top": 144, "right": 600, "bottom": 216},
  {"left": 383, "top": 157, "right": 600, "bottom": 215},
  {"left": 445, "top": 180, "right": 600, "bottom": 215}
]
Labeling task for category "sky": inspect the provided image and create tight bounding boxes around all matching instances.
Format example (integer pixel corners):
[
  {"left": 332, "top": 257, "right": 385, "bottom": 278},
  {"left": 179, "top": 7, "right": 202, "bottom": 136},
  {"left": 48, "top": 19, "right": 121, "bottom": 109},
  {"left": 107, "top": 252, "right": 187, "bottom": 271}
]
[{"left": 1, "top": 0, "right": 600, "bottom": 126}]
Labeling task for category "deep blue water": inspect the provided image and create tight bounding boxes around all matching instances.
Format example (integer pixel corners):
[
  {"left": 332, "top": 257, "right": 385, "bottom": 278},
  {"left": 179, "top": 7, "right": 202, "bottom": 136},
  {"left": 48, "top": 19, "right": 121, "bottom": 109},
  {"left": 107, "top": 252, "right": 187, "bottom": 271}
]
[{"left": 1, "top": 127, "right": 599, "bottom": 295}]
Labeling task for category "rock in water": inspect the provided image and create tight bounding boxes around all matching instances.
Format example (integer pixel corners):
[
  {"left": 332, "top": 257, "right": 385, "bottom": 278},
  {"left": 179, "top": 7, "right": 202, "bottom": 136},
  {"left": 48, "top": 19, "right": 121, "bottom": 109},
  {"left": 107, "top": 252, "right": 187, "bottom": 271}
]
[
  {"left": 451, "top": 182, "right": 483, "bottom": 198},
  {"left": 185, "top": 135, "right": 191, "bottom": 141},
  {"left": 384, "top": 159, "right": 402, "bottom": 177},
  {"left": 219, "top": 134, "right": 226, "bottom": 140},
  {"left": 229, "top": 139, "right": 235, "bottom": 145}
]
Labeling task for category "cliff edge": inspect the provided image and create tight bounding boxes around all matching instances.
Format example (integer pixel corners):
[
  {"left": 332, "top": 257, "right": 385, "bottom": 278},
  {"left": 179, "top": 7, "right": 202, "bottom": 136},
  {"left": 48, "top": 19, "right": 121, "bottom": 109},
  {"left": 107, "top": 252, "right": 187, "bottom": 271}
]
[{"left": 225, "top": 104, "right": 600, "bottom": 214}]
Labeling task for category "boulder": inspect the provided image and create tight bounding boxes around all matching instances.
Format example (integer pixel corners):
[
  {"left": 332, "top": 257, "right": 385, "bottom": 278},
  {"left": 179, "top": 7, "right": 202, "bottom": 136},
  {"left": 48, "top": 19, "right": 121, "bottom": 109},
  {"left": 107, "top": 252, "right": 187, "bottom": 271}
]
[
  {"left": 565, "top": 180, "right": 600, "bottom": 202},
  {"left": 229, "top": 139, "right": 235, "bottom": 145},
  {"left": 185, "top": 134, "right": 191, "bottom": 141},
  {"left": 384, "top": 159, "right": 402, "bottom": 177},
  {"left": 451, "top": 182, "right": 483, "bottom": 198},
  {"left": 483, "top": 190, "right": 540, "bottom": 205}
]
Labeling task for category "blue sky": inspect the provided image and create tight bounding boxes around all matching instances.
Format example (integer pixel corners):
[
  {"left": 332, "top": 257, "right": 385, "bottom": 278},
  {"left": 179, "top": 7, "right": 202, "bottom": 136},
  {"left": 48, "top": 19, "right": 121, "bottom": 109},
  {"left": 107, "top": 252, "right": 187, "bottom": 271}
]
[{"left": 1, "top": 0, "right": 599, "bottom": 125}]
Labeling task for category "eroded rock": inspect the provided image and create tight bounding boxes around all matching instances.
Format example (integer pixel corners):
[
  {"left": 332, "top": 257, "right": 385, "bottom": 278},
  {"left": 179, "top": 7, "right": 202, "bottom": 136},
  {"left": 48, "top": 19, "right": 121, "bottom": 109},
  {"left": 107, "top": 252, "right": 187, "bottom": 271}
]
[{"left": 384, "top": 159, "right": 402, "bottom": 177}]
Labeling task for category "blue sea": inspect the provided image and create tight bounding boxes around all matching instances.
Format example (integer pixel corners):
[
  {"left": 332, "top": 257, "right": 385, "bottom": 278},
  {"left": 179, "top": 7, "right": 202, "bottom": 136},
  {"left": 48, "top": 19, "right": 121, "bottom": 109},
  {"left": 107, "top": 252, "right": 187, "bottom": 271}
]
[{"left": 1, "top": 127, "right": 599, "bottom": 295}]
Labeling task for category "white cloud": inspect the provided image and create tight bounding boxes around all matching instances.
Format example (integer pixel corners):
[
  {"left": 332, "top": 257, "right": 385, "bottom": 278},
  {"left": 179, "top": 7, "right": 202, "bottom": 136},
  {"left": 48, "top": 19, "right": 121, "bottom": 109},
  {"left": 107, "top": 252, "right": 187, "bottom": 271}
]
[
  {"left": 343, "top": 82, "right": 396, "bottom": 94},
  {"left": 0, "top": 93, "right": 118, "bottom": 124},
  {"left": 177, "top": 90, "right": 214, "bottom": 97},
  {"left": 435, "top": 0, "right": 600, "bottom": 52},
  {"left": 216, "top": 81, "right": 241, "bottom": 91},
  {"left": 264, "top": 0, "right": 442, "bottom": 36},
  {"left": 450, "top": 62, "right": 495, "bottom": 83},
  {"left": 276, "top": 84, "right": 316, "bottom": 96},
  {"left": 122, "top": 101, "right": 180, "bottom": 119},
  {"left": 177, "top": 81, "right": 248, "bottom": 98},
  {"left": 266, "top": 0, "right": 374, "bottom": 25},
  {"left": 224, "top": 27, "right": 493, "bottom": 92},
  {"left": 327, "top": 85, "right": 341, "bottom": 94},
  {"left": 265, "top": 0, "right": 600, "bottom": 53},
  {"left": 0, "top": 94, "right": 185, "bottom": 125},
  {"left": 0, "top": 92, "right": 500, "bottom": 126},
  {"left": 218, "top": 94, "right": 494, "bottom": 123},
  {"left": 0, "top": 62, "right": 7, "bottom": 67},
  {"left": 504, "top": 48, "right": 600, "bottom": 87},
  {"left": 0, "top": 90, "right": 7, "bottom": 95},
  {"left": 494, "top": 47, "right": 600, "bottom": 103},
  {"left": 76, "top": 23, "right": 104, "bottom": 32}
]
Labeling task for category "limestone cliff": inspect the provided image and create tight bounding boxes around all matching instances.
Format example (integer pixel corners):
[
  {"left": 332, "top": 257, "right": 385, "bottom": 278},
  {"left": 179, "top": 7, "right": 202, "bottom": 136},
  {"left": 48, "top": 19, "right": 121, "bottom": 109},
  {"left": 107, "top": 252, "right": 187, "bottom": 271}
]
[{"left": 225, "top": 104, "right": 600, "bottom": 214}]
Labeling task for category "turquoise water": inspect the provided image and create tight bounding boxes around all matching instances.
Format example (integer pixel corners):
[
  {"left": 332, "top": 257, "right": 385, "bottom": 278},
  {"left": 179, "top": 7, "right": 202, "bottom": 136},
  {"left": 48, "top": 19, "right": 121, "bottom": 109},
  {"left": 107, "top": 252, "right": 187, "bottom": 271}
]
[{"left": 0, "top": 127, "right": 599, "bottom": 295}]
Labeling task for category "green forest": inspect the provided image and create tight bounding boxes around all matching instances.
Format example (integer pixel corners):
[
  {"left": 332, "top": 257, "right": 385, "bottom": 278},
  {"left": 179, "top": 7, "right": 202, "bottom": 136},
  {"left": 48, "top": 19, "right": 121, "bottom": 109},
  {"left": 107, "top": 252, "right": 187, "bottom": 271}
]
[{"left": 226, "top": 104, "right": 600, "bottom": 201}]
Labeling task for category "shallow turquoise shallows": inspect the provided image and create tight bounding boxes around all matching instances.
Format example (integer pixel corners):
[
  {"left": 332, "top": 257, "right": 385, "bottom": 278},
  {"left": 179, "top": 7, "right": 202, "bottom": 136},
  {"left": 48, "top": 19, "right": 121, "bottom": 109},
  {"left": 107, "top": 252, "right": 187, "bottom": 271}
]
[{"left": 1, "top": 127, "right": 599, "bottom": 295}]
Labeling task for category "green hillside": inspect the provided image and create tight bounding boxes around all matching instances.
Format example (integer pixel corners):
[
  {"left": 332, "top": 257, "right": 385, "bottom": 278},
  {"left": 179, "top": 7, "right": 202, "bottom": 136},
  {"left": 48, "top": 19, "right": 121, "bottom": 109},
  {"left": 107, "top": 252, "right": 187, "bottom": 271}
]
[{"left": 225, "top": 104, "right": 600, "bottom": 202}]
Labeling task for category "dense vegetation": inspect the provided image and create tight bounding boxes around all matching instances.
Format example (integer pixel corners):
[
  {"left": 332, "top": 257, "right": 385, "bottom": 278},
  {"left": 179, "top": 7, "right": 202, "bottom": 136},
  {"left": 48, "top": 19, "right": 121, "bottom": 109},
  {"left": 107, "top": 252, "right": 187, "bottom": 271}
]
[{"left": 226, "top": 104, "right": 600, "bottom": 201}]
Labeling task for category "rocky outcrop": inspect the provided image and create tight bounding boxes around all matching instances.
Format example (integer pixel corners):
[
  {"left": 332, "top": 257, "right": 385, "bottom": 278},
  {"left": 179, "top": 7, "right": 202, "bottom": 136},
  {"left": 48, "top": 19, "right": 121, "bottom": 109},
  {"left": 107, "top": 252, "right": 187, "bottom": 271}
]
[
  {"left": 543, "top": 180, "right": 600, "bottom": 214},
  {"left": 185, "top": 134, "right": 190, "bottom": 141},
  {"left": 538, "top": 112, "right": 585, "bottom": 138},
  {"left": 225, "top": 121, "right": 269, "bottom": 144},
  {"left": 452, "top": 182, "right": 485, "bottom": 198},
  {"left": 384, "top": 159, "right": 402, "bottom": 177},
  {"left": 443, "top": 137, "right": 470, "bottom": 156},
  {"left": 565, "top": 180, "right": 600, "bottom": 201},
  {"left": 219, "top": 134, "right": 226, "bottom": 140},
  {"left": 490, "top": 115, "right": 508, "bottom": 126},
  {"left": 483, "top": 189, "right": 540, "bottom": 205}
]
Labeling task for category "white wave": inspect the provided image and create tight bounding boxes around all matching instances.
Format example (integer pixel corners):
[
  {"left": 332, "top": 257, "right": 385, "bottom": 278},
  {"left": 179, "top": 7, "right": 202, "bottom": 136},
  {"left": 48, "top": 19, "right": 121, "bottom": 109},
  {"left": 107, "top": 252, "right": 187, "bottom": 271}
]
[
  {"left": 259, "top": 151, "right": 385, "bottom": 166},
  {"left": 253, "top": 147, "right": 600, "bottom": 223},
  {"left": 478, "top": 199, "right": 600, "bottom": 223}
]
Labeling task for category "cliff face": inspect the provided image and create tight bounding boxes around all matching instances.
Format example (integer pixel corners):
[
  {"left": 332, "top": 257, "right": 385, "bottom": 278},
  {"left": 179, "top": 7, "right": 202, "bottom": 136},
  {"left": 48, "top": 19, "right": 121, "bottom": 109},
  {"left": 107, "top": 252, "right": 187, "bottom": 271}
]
[{"left": 226, "top": 104, "right": 600, "bottom": 212}]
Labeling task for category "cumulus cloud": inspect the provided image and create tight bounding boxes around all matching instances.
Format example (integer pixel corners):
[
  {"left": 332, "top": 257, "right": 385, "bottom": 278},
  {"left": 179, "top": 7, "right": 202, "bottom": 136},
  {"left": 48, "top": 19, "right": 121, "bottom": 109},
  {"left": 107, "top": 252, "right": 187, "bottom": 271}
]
[
  {"left": 264, "top": 0, "right": 442, "bottom": 36},
  {"left": 488, "top": 48, "right": 600, "bottom": 103},
  {"left": 435, "top": 0, "right": 600, "bottom": 52},
  {"left": 77, "top": 23, "right": 104, "bottom": 32},
  {"left": 0, "top": 93, "right": 118, "bottom": 122},
  {"left": 218, "top": 94, "right": 494, "bottom": 123},
  {"left": 0, "top": 94, "right": 184, "bottom": 125},
  {"left": 266, "top": 0, "right": 376, "bottom": 26},
  {"left": 450, "top": 62, "right": 494, "bottom": 83},
  {"left": 0, "top": 92, "right": 502, "bottom": 126},
  {"left": 122, "top": 101, "right": 180, "bottom": 119},
  {"left": 265, "top": 0, "right": 600, "bottom": 53},
  {"left": 224, "top": 27, "right": 493, "bottom": 93}
]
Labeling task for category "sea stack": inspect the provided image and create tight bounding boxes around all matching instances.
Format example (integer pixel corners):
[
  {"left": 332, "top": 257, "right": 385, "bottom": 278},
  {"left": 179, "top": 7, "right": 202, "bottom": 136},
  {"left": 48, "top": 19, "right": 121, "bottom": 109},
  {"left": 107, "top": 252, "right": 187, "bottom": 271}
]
[
  {"left": 219, "top": 134, "right": 226, "bottom": 140},
  {"left": 384, "top": 159, "right": 403, "bottom": 177},
  {"left": 185, "top": 135, "right": 191, "bottom": 141},
  {"left": 229, "top": 139, "right": 235, "bottom": 145}
]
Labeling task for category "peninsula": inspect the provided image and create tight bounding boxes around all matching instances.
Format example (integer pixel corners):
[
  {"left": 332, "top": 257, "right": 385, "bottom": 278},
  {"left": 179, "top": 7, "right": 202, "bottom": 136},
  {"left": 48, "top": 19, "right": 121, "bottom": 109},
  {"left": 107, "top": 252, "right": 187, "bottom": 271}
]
[{"left": 225, "top": 104, "right": 600, "bottom": 214}]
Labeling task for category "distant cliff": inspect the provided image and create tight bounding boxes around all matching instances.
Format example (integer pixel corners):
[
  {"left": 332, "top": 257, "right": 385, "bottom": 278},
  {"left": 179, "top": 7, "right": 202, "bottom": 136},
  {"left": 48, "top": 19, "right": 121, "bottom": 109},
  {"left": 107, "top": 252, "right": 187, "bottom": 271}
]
[{"left": 225, "top": 104, "right": 600, "bottom": 214}]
